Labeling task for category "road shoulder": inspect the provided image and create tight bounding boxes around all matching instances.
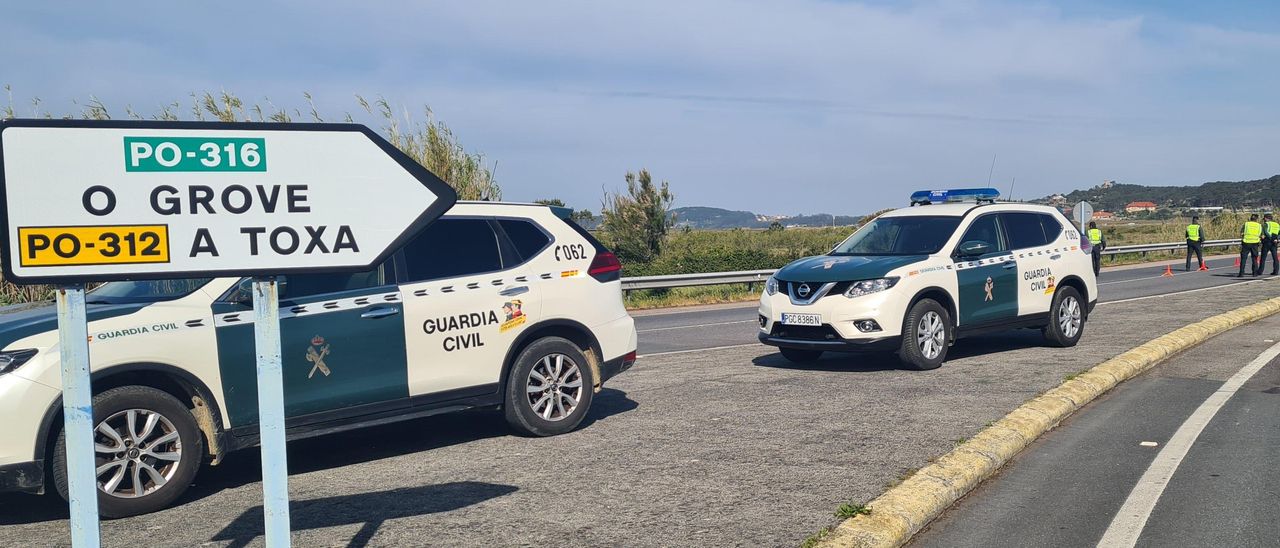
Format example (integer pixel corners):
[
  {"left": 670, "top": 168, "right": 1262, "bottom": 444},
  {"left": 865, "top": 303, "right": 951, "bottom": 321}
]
[{"left": 817, "top": 294, "right": 1280, "bottom": 548}]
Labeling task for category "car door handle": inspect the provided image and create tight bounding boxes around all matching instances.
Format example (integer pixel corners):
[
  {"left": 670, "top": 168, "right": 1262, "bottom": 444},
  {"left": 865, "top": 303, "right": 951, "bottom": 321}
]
[
  {"left": 1002, "top": 262, "right": 1017, "bottom": 269},
  {"left": 360, "top": 306, "right": 400, "bottom": 320},
  {"left": 499, "top": 286, "right": 529, "bottom": 297}
]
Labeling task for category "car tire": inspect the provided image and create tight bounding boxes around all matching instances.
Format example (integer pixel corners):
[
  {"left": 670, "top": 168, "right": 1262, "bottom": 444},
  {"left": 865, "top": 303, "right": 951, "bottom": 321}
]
[
  {"left": 780, "top": 348, "right": 823, "bottom": 363},
  {"left": 52, "top": 385, "right": 203, "bottom": 518},
  {"left": 503, "top": 337, "right": 596, "bottom": 437},
  {"left": 898, "top": 298, "right": 951, "bottom": 370},
  {"left": 1043, "top": 286, "right": 1086, "bottom": 347}
]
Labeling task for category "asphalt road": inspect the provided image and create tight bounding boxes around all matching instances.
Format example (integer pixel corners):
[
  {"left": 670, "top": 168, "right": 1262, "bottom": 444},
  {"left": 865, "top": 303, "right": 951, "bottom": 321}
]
[
  {"left": 1, "top": 258, "right": 1277, "bottom": 547},
  {"left": 911, "top": 313, "right": 1280, "bottom": 548},
  {"left": 634, "top": 255, "right": 1273, "bottom": 356}
]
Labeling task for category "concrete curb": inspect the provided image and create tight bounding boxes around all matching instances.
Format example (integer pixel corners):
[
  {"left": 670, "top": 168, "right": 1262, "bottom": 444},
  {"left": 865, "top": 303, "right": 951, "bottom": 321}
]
[{"left": 816, "top": 295, "right": 1280, "bottom": 548}]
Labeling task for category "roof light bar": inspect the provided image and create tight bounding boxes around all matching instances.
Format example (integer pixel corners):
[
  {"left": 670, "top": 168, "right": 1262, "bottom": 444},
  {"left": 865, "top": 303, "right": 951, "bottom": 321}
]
[{"left": 909, "top": 187, "right": 1001, "bottom": 206}]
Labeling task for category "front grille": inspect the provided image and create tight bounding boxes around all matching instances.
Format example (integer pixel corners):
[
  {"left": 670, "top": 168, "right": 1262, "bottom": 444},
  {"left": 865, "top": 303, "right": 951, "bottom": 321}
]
[
  {"left": 770, "top": 324, "right": 842, "bottom": 341},
  {"left": 780, "top": 281, "right": 849, "bottom": 301}
]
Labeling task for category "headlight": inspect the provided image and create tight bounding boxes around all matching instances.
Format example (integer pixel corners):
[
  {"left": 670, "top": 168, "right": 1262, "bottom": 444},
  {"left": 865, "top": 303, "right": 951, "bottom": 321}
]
[
  {"left": 0, "top": 349, "right": 38, "bottom": 376},
  {"left": 843, "top": 277, "right": 898, "bottom": 298},
  {"left": 765, "top": 276, "right": 779, "bottom": 295}
]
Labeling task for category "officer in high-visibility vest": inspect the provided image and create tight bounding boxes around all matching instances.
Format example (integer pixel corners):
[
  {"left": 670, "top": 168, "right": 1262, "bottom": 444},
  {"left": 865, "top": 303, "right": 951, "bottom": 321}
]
[
  {"left": 1261, "top": 212, "right": 1280, "bottom": 276},
  {"left": 1087, "top": 221, "right": 1105, "bottom": 276},
  {"left": 1185, "top": 215, "right": 1206, "bottom": 271},
  {"left": 1239, "top": 213, "right": 1263, "bottom": 277}
]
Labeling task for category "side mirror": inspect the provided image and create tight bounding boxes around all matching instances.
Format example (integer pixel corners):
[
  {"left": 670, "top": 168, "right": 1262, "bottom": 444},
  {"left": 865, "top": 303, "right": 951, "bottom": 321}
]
[{"left": 956, "top": 240, "right": 992, "bottom": 258}]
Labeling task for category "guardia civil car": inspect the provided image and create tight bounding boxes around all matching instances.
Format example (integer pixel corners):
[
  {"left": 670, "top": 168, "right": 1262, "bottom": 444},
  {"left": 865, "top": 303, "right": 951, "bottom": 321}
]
[
  {"left": 0, "top": 202, "right": 636, "bottom": 517},
  {"left": 759, "top": 188, "right": 1097, "bottom": 370}
]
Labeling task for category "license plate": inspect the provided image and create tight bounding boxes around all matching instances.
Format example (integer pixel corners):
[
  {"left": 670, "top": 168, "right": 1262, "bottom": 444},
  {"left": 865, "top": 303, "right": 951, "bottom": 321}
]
[{"left": 781, "top": 313, "right": 821, "bottom": 326}]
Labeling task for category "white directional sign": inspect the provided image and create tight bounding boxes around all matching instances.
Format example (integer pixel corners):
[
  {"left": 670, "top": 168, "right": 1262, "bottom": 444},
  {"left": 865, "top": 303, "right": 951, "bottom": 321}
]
[
  {"left": 0, "top": 119, "right": 457, "bottom": 283},
  {"left": 0, "top": 119, "right": 458, "bottom": 548}
]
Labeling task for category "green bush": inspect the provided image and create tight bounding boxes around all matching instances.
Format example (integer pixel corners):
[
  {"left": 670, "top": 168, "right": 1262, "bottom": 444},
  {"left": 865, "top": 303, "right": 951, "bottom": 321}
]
[{"left": 620, "top": 227, "right": 850, "bottom": 276}]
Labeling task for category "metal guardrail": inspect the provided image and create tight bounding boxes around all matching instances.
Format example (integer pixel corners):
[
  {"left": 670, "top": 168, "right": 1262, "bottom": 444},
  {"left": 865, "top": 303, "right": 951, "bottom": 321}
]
[
  {"left": 1100, "top": 239, "right": 1238, "bottom": 256},
  {"left": 621, "top": 269, "right": 775, "bottom": 292},
  {"left": 619, "top": 239, "right": 1243, "bottom": 294}
]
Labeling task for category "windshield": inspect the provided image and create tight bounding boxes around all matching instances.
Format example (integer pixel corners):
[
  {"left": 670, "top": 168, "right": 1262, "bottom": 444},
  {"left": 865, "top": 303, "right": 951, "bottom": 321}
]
[
  {"left": 832, "top": 215, "right": 962, "bottom": 255},
  {"left": 86, "top": 279, "right": 213, "bottom": 304}
]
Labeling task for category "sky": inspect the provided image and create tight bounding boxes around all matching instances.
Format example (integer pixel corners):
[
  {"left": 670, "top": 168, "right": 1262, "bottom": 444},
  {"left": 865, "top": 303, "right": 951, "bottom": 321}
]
[{"left": 3, "top": 0, "right": 1279, "bottom": 216}]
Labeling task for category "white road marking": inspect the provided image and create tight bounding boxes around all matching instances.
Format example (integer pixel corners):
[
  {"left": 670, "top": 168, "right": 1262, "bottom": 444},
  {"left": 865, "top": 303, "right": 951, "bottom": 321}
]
[
  {"left": 1096, "top": 339, "right": 1280, "bottom": 548},
  {"left": 634, "top": 316, "right": 752, "bottom": 332},
  {"left": 1099, "top": 278, "right": 1273, "bottom": 306},
  {"left": 638, "top": 343, "right": 760, "bottom": 359},
  {"left": 1139, "top": 441, "right": 1158, "bottom": 447}
]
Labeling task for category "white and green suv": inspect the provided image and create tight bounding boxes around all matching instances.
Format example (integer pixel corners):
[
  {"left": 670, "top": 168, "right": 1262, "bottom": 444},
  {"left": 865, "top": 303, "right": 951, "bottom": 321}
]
[
  {"left": 759, "top": 188, "right": 1098, "bottom": 370},
  {"left": 0, "top": 201, "right": 636, "bottom": 517}
]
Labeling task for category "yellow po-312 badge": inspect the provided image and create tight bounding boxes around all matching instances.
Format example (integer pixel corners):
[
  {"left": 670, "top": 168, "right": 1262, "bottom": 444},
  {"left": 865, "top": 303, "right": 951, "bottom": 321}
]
[{"left": 306, "top": 335, "right": 331, "bottom": 379}]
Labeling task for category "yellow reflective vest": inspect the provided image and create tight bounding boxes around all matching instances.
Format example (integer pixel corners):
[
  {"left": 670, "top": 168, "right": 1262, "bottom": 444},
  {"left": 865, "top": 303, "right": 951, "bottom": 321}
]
[
  {"left": 1243, "top": 221, "right": 1263, "bottom": 244},
  {"left": 1186, "top": 224, "right": 1201, "bottom": 242},
  {"left": 1087, "top": 228, "right": 1103, "bottom": 245},
  {"left": 1267, "top": 221, "right": 1280, "bottom": 237}
]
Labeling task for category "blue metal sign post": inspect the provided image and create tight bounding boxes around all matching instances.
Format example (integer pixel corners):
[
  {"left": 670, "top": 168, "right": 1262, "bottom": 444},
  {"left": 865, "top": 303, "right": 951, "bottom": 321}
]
[
  {"left": 56, "top": 285, "right": 101, "bottom": 548},
  {"left": 253, "top": 277, "right": 291, "bottom": 547}
]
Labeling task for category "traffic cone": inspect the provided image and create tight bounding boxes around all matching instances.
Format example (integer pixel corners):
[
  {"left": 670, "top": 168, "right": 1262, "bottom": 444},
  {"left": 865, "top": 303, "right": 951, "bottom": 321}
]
[
  {"left": 1235, "top": 257, "right": 1241, "bottom": 268},
  {"left": 1161, "top": 265, "right": 1174, "bottom": 277},
  {"left": 1198, "top": 263, "right": 1209, "bottom": 271}
]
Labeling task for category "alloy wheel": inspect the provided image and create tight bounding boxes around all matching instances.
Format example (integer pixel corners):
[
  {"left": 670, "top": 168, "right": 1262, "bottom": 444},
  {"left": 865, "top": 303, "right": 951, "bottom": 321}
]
[
  {"left": 916, "top": 311, "right": 945, "bottom": 360},
  {"left": 1059, "top": 296, "right": 1082, "bottom": 338},
  {"left": 93, "top": 409, "right": 183, "bottom": 498},
  {"left": 526, "top": 353, "right": 584, "bottom": 422}
]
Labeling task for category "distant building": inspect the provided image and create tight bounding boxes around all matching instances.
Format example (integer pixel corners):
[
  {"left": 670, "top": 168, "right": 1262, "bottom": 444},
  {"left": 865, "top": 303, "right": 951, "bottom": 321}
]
[
  {"left": 1124, "top": 201, "right": 1157, "bottom": 213},
  {"left": 1186, "top": 206, "right": 1224, "bottom": 213},
  {"left": 1092, "top": 211, "right": 1115, "bottom": 221},
  {"left": 1100, "top": 180, "right": 1116, "bottom": 189}
]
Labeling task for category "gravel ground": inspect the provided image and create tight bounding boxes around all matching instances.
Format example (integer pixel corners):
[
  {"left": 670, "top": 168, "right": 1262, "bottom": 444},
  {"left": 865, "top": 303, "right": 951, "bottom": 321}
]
[{"left": 1, "top": 279, "right": 1276, "bottom": 547}]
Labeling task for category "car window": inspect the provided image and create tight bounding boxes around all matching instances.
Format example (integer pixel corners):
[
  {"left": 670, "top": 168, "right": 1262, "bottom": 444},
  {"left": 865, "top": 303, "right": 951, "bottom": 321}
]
[
  {"left": 1039, "top": 214, "right": 1064, "bottom": 243},
  {"left": 401, "top": 218, "right": 503, "bottom": 282},
  {"left": 1002, "top": 212, "right": 1049, "bottom": 250},
  {"left": 832, "top": 216, "right": 962, "bottom": 255},
  {"left": 958, "top": 214, "right": 1008, "bottom": 254},
  {"left": 87, "top": 278, "right": 213, "bottom": 304},
  {"left": 280, "top": 265, "right": 391, "bottom": 300},
  {"left": 499, "top": 219, "right": 552, "bottom": 261}
]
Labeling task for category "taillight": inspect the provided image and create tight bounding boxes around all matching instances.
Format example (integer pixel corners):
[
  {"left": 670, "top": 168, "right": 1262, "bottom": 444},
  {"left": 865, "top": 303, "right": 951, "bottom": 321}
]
[{"left": 588, "top": 251, "right": 622, "bottom": 282}]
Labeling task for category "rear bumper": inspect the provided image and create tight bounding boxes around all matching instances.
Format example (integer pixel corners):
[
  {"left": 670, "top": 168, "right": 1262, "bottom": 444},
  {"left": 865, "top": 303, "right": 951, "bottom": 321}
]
[
  {"left": 599, "top": 351, "right": 636, "bottom": 384},
  {"left": 758, "top": 332, "right": 900, "bottom": 352},
  {"left": 0, "top": 460, "right": 44, "bottom": 494}
]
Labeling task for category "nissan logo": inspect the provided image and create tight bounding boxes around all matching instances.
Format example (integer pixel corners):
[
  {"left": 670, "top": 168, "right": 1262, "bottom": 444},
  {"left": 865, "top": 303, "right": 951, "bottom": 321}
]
[{"left": 797, "top": 283, "right": 812, "bottom": 298}]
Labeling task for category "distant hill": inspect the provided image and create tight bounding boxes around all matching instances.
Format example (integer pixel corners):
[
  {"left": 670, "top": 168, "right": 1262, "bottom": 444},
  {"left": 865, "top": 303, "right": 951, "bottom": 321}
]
[
  {"left": 1038, "top": 175, "right": 1280, "bottom": 212},
  {"left": 671, "top": 206, "right": 861, "bottom": 229}
]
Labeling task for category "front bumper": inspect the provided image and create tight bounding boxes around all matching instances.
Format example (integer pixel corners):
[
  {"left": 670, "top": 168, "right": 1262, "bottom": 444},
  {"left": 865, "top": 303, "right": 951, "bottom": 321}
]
[
  {"left": 0, "top": 460, "right": 44, "bottom": 494},
  {"left": 757, "top": 283, "right": 909, "bottom": 341},
  {"left": 0, "top": 373, "right": 60, "bottom": 471},
  {"left": 758, "top": 332, "right": 900, "bottom": 352}
]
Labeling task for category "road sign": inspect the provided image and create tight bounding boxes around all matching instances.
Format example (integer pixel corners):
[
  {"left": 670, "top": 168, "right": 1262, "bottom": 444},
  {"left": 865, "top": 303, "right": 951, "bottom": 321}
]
[
  {"left": 1073, "top": 201, "right": 1094, "bottom": 231},
  {"left": 0, "top": 119, "right": 458, "bottom": 284},
  {"left": 0, "top": 119, "right": 457, "bottom": 548}
]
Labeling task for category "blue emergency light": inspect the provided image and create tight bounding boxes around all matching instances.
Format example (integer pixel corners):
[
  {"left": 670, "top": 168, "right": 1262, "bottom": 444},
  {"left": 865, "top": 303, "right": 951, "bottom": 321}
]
[{"left": 909, "top": 187, "right": 1001, "bottom": 206}]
